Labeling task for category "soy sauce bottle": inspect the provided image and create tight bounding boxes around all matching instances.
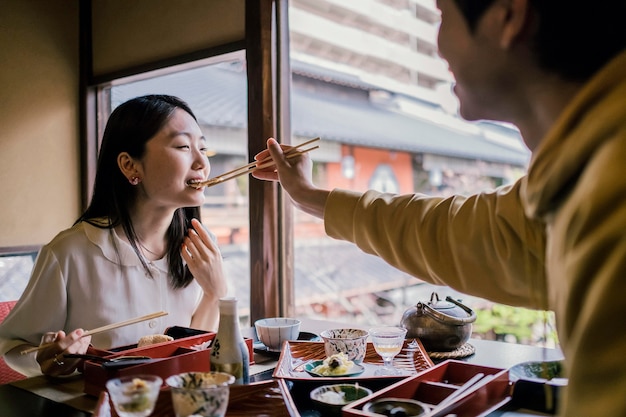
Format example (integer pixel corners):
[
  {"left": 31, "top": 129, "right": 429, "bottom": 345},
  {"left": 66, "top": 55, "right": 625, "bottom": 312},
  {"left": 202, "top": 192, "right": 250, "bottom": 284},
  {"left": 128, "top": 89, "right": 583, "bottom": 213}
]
[{"left": 210, "top": 297, "right": 250, "bottom": 384}]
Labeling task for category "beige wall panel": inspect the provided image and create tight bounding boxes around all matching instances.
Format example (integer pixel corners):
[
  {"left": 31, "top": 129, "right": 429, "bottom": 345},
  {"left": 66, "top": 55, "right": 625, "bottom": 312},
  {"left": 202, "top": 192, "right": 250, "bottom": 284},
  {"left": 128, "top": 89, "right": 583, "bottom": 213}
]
[
  {"left": 92, "top": 0, "right": 245, "bottom": 76},
  {"left": 0, "top": 0, "right": 80, "bottom": 247}
]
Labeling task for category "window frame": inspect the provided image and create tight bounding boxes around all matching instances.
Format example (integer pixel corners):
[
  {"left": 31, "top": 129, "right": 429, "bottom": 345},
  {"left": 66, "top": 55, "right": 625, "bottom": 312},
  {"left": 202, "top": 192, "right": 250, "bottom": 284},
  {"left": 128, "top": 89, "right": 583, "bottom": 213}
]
[{"left": 79, "top": 0, "right": 293, "bottom": 323}]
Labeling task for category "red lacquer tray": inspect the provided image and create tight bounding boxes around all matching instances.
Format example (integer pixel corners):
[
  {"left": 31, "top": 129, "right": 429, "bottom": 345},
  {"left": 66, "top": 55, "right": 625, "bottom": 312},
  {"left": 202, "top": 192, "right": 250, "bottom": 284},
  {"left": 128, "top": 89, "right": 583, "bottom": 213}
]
[
  {"left": 342, "top": 359, "right": 510, "bottom": 417},
  {"left": 273, "top": 339, "right": 434, "bottom": 382},
  {"left": 93, "top": 378, "right": 300, "bottom": 417},
  {"left": 83, "top": 333, "right": 254, "bottom": 397}
]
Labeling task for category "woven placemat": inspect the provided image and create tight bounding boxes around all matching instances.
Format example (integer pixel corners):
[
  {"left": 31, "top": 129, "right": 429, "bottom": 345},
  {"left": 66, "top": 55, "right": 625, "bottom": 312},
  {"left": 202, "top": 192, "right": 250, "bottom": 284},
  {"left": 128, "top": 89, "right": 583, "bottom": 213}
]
[{"left": 428, "top": 342, "right": 475, "bottom": 360}]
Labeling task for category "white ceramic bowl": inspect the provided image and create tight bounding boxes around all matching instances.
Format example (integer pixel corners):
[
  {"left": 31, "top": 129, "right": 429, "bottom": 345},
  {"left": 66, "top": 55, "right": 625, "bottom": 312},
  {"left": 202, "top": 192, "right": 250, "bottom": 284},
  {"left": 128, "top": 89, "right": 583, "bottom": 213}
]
[
  {"left": 254, "top": 317, "right": 301, "bottom": 351},
  {"left": 320, "top": 328, "right": 369, "bottom": 363},
  {"left": 310, "top": 383, "right": 373, "bottom": 417},
  {"left": 363, "top": 398, "right": 430, "bottom": 416}
]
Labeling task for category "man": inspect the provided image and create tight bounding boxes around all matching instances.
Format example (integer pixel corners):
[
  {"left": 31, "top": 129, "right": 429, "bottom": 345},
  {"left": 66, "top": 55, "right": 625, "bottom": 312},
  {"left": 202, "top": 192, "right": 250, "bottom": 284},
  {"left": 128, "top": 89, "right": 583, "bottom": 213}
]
[{"left": 254, "top": 0, "right": 626, "bottom": 415}]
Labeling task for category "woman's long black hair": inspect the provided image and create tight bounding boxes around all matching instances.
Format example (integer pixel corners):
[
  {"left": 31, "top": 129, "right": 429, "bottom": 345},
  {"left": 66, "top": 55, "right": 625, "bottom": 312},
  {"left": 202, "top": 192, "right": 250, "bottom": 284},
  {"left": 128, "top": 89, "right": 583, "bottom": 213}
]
[{"left": 76, "top": 94, "right": 200, "bottom": 289}]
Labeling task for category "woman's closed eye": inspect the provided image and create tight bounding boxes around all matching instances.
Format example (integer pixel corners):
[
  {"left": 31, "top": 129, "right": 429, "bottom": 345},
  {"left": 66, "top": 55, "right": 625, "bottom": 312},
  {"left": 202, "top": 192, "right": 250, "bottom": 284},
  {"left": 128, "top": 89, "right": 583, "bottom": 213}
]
[{"left": 174, "top": 144, "right": 208, "bottom": 154}]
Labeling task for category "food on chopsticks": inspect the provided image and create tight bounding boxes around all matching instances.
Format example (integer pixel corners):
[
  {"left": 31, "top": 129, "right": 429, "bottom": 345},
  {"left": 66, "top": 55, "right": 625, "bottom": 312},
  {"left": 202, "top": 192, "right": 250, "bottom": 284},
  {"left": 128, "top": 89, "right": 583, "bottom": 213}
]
[
  {"left": 311, "top": 353, "right": 354, "bottom": 376},
  {"left": 137, "top": 334, "right": 173, "bottom": 347}
]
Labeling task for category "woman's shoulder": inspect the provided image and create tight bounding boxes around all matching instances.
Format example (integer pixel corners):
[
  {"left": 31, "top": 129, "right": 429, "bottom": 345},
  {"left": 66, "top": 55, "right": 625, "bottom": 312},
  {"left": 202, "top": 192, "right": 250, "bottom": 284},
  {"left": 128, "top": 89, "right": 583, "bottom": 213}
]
[
  {"left": 46, "top": 222, "right": 87, "bottom": 245},
  {"left": 44, "top": 220, "right": 109, "bottom": 253}
]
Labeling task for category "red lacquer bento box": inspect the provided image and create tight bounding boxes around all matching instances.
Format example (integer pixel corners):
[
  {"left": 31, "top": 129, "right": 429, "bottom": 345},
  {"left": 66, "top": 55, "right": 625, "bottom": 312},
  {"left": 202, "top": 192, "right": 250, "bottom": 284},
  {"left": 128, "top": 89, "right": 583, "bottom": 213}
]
[
  {"left": 342, "top": 360, "right": 510, "bottom": 417},
  {"left": 82, "top": 331, "right": 254, "bottom": 397}
]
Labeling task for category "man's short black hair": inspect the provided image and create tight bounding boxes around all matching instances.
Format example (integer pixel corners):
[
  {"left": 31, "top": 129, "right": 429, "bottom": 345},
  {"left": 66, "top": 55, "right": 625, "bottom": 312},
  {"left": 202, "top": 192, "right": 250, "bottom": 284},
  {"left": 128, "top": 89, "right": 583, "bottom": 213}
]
[
  {"left": 452, "top": 0, "right": 496, "bottom": 30},
  {"left": 452, "top": 0, "right": 626, "bottom": 82}
]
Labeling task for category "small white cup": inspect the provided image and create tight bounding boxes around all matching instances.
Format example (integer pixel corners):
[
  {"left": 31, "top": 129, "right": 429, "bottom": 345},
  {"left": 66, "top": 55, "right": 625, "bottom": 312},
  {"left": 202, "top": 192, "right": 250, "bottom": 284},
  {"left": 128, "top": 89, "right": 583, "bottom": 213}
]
[{"left": 254, "top": 317, "right": 301, "bottom": 351}]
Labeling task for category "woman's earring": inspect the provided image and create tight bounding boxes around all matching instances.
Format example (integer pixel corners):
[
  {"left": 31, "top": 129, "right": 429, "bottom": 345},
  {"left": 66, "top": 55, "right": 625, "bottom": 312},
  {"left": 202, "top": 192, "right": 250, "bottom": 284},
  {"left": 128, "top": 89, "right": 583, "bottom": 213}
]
[{"left": 129, "top": 176, "right": 141, "bottom": 185}]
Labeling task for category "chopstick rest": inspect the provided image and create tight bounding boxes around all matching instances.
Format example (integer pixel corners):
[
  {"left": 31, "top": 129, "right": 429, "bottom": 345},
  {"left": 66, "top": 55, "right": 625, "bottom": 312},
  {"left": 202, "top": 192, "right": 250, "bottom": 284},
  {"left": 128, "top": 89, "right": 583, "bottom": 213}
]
[
  {"left": 63, "top": 353, "right": 154, "bottom": 369},
  {"left": 100, "top": 357, "right": 154, "bottom": 369}
]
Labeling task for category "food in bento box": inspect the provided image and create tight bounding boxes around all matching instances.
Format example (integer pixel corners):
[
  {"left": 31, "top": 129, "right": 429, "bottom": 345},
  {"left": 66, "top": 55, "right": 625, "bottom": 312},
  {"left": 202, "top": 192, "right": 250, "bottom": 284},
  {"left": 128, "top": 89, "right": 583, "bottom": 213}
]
[{"left": 137, "top": 334, "right": 173, "bottom": 347}]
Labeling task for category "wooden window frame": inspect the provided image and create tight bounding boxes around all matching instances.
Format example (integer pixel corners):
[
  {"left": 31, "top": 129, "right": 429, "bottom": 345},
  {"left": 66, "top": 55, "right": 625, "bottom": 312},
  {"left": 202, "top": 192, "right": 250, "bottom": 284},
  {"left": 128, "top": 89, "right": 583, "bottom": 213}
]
[{"left": 79, "top": 0, "right": 293, "bottom": 323}]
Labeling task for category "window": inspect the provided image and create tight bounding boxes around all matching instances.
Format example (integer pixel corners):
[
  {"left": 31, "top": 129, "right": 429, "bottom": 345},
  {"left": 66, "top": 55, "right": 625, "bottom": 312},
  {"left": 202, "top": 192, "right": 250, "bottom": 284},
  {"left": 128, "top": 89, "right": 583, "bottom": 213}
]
[
  {"left": 96, "top": 53, "right": 252, "bottom": 322},
  {"left": 287, "top": 0, "right": 555, "bottom": 347},
  {"left": 0, "top": 249, "right": 38, "bottom": 302}
]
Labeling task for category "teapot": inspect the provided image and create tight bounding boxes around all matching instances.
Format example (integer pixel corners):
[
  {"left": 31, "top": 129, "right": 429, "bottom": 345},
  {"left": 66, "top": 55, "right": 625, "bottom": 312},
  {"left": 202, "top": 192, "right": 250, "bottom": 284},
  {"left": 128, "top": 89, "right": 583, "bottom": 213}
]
[{"left": 400, "top": 292, "right": 476, "bottom": 352}]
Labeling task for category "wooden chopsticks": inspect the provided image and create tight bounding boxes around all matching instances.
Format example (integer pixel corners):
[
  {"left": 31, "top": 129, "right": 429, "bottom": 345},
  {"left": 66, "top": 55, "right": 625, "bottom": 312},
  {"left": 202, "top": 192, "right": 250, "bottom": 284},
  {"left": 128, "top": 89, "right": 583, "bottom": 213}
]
[
  {"left": 423, "top": 372, "right": 491, "bottom": 416},
  {"left": 191, "top": 137, "right": 320, "bottom": 189},
  {"left": 20, "top": 311, "right": 168, "bottom": 355}
]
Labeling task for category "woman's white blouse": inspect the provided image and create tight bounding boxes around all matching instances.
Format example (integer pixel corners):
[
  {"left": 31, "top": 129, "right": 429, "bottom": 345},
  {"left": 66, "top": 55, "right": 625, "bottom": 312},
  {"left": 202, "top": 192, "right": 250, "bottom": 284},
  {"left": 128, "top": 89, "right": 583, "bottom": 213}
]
[{"left": 0, "top": 221, "right": 202, "bottom": 357}]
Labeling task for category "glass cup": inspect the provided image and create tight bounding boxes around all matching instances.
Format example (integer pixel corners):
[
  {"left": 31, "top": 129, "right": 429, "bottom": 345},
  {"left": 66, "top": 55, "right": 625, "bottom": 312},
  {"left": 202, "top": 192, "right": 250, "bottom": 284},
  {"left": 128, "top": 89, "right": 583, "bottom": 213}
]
[
  {"left": 165, "top": 371, "right": 235, "bottom": 417},
  {"left": 105, "top": 374, "right": 162, "bottom": 417},
  {"left": 369, "top": 326, "right": 408, "bottom": 376}
]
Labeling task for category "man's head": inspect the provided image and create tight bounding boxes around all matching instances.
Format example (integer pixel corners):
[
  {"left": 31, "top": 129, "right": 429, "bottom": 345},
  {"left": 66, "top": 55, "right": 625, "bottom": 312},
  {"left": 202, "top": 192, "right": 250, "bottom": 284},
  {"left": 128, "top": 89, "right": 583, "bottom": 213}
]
[{"left": 450, "top": 0, "right": 626, "bottom": 82}]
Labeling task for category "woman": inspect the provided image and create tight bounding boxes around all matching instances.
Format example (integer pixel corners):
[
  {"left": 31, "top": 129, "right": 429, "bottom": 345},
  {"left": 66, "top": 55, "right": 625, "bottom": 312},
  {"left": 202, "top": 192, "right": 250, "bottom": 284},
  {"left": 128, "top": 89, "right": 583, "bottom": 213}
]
[
  {"left": 0, "top": 95, "right": 227, "bottom": 377},
  {"left": 254, "top": 1, "right": 626, "bottom": 416}
]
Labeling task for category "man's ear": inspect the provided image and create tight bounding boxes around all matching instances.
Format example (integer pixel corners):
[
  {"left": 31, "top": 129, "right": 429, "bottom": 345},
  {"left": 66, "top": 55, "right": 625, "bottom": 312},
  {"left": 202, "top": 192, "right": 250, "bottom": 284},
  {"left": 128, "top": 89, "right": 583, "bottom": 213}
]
[
  {"left": 117, "top": 152, "right": 139, "bottom": 181},
  {"left": 499, "top": 0, "right": 530, "bottom": 49}
]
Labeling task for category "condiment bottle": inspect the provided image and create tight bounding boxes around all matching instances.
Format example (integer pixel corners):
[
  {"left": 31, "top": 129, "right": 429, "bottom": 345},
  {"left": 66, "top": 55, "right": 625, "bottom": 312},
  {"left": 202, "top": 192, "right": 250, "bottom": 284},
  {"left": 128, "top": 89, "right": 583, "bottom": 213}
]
[{"left": 210, "top": 297, "right": 250, "bottom": 384}]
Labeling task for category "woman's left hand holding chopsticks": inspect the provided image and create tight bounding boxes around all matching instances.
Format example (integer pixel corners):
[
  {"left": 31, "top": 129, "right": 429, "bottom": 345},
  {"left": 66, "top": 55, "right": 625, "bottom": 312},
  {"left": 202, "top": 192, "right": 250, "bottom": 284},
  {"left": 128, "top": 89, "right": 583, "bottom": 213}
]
[
  {"left": 18, "top": 311, "right": 167, "bottom": 375},
  {"left": 35, "top": 328, "right": 92, "bottom": 377}
]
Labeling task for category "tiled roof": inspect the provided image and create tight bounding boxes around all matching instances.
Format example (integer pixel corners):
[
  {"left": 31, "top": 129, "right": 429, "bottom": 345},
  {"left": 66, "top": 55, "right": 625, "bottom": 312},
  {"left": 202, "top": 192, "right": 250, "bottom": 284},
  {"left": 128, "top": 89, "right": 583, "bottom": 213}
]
[
  {"left": 112, "top": 63, "right": 530, "bottom": 166},
  {"left": 222, "top": 241, "right": 415, "bottom": 311}
]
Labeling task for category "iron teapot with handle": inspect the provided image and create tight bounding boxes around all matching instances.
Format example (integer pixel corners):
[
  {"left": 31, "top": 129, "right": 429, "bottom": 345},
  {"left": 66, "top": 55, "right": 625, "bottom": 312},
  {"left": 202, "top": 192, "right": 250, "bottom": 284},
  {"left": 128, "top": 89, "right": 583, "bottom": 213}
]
[{"left": 400, "top": 292, "right": 476, "bottom": 352}]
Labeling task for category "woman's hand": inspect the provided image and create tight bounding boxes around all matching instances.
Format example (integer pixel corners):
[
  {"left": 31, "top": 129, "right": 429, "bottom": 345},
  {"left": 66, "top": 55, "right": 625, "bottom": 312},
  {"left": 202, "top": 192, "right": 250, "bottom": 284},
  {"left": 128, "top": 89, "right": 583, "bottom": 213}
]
[
  {"left": 36, "top": 329, "right": 91, "bottom": 377},
  {"left": 252, "top": 138, "right": 329, "bottom": 219},
  {"left": 182, "top": 218, "right": 228, "bottom": 300}
]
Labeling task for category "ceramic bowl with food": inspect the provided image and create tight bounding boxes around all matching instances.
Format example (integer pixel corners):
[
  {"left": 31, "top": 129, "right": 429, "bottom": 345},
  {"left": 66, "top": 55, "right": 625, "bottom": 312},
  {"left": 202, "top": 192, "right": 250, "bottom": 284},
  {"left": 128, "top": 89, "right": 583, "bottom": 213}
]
[
  {"left": 254, "top": 317, "right": 301, "bottom": 351},
  {"left": 320, "top": 328, "right": 369, "bottom": 363},
  {"left": 165, "top": 371, "right": 235, "bottom": 417},
  {"left": 310, "top": 383, "right": 373, "bottom": 417},
  {"left": 363, "top": 398, "right": 430, "bottom": 416},
  {"left": 509, "top": 360, "right": 565, "bottom": 382}
]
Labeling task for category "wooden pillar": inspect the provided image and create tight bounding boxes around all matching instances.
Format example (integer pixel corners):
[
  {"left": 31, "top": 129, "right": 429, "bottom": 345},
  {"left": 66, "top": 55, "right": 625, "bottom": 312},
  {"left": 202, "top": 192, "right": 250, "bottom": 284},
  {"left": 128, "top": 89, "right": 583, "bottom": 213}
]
[{"left": 246, "top": 0, "right": 293, "bottom": 322}]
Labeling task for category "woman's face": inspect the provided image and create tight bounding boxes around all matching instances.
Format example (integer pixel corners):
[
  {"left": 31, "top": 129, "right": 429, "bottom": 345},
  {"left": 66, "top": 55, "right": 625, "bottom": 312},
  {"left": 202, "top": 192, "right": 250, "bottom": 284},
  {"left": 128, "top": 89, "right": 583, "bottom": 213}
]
[
  {"left": 134, "top": 108, "right": 210, "bottom": 210},
  {"left": 436, "top": 0, "right": 510, "bottom": 122}
]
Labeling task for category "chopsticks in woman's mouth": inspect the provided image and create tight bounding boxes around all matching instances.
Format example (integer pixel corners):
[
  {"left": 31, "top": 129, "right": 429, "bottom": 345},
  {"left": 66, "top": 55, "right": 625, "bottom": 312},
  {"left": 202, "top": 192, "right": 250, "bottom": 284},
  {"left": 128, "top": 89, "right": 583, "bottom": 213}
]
[
  {"left": 20, "top": 311, "right": 168, "bottom": 355},
  {"left": 188, "top": 137, "right": 320, "bottom": 189}
]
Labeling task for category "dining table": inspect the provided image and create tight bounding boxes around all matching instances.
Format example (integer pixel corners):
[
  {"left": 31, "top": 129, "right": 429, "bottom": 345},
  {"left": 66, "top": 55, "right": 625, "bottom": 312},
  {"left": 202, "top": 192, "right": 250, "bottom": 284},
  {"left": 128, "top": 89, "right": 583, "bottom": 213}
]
[{"left": 0, "top": 318, "right": 564, "bottom": 417}]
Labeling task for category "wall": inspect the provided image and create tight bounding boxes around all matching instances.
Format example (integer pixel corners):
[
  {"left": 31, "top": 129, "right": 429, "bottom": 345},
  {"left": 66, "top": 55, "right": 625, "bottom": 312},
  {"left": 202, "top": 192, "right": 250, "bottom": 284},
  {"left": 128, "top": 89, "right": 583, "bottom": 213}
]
[
  {"left": 0, "top": 0, "right": 80, "bottom": 247},
  {"left": 0, "top": 0, "right": 245, "bottom": 248},
  {"left": 91, "top": 0, "right": 245, "bottom": 76}
]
